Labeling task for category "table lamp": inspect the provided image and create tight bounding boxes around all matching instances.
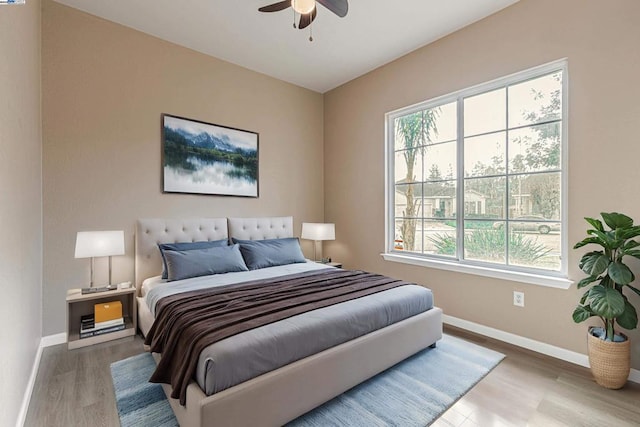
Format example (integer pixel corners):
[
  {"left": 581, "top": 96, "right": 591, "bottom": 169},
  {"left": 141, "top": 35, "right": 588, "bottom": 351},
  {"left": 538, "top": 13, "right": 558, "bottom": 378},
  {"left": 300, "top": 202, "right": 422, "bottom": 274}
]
[
  {"left": 75, "top": 230, "right": 125, "bottom": 287},
  {"left": 301, "top": 223, "right": 335, "bottom": 262}
]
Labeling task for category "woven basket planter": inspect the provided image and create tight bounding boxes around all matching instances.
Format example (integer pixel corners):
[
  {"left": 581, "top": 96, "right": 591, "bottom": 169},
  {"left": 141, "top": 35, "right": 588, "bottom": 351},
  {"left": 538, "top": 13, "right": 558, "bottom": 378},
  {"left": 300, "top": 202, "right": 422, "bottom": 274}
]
[{"left": 587, "top": 327, "right": 630, "bottom": 389}]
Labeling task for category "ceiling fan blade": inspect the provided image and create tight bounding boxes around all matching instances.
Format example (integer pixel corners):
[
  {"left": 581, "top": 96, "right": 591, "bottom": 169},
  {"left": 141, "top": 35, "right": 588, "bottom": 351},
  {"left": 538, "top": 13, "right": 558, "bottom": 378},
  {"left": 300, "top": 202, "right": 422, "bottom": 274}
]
[
  {"left": 316, "top": 0, "right": 348, "bottom": 17},
  {"left": 298, "top": 7, "right": 317, "bottom": 30},
  {"left": 258, "top": 1, "right": 292, "bottom": 13}
]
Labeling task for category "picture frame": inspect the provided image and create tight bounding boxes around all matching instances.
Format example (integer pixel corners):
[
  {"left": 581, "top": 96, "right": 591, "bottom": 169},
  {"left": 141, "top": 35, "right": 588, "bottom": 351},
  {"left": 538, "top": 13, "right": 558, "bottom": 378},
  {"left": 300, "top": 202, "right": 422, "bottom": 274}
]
[{"left": 162, "top": 114, "right": 259, "bottom": 197}]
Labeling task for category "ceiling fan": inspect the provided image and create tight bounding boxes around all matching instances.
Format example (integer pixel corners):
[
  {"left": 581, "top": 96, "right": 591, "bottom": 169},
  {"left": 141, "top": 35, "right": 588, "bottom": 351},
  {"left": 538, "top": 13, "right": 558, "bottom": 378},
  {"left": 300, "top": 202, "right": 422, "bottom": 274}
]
[{"left": 259, "top": 0, "right": 348, "bottom": 40}]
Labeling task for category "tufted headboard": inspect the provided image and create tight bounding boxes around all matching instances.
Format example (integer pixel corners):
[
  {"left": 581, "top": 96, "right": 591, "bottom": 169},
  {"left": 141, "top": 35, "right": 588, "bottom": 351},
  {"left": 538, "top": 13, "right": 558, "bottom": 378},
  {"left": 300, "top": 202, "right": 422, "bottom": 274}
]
[
  {"left": 134, "top": 216, "right": 295, "bottom": 295},
  {"left": 228, "top": 216, "right": 293, "bottom": 240},
  {"left": 135, "top": 218, "right": 228, "bottom": 294}
]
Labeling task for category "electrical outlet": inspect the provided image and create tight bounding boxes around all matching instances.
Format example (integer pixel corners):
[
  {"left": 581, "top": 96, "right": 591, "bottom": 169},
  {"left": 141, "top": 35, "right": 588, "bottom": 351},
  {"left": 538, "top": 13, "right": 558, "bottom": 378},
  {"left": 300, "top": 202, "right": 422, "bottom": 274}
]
[{"left": 513, "top": 291, "right": 525, "bottom": 307}]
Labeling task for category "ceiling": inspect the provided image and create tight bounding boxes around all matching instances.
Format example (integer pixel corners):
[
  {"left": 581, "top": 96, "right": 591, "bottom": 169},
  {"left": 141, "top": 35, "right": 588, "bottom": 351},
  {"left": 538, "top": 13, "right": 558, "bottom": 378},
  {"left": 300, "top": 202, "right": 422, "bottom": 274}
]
[{"left": 53, "top": 0, "right": 520, "bottom": 93}]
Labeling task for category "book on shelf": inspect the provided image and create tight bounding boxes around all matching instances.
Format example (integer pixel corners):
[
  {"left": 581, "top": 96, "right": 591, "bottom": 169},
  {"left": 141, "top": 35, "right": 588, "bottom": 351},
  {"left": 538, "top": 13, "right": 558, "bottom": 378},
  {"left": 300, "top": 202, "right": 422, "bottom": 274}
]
[
  {"left": 80, "top": 313, "right": 94, "bottom": 329},
  {"left": 80, "top": 317, "right": 124, "bottom": 331},
  {"left": 79, "top": 323, "right": 125, "bottom": 339},
  {"left": 79, "top": 315, "right": 125, "bottom": 338},
  {"left": 96, "top": 317, "right": 124, "bottom": 329},
  {"left": 95, "top": 300, "right": 123, "bottom": 323}
]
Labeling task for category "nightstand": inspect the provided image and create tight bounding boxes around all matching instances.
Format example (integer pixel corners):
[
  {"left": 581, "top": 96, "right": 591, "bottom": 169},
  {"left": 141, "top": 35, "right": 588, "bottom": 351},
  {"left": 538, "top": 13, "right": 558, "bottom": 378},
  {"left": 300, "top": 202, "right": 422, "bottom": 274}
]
[
  {"left": 66, "top": 287, "right": 137, "bottom": 350},
  {"left": 321, "top": 261, "right": 342, "bottom": 268}
]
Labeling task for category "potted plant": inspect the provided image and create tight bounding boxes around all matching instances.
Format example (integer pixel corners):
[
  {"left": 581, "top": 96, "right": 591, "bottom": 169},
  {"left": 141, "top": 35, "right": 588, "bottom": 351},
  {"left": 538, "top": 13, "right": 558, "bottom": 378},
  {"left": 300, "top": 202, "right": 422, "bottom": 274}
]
[{"left": 573, "top": 212, "right": 640, "bottom": 388}]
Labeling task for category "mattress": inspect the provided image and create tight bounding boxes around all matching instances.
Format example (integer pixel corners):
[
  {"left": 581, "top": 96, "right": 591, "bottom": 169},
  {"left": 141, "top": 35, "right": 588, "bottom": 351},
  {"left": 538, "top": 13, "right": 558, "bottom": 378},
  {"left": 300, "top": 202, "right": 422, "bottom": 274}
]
[{"left": 144, "top": 263, "right": 434, "bottom": 396}]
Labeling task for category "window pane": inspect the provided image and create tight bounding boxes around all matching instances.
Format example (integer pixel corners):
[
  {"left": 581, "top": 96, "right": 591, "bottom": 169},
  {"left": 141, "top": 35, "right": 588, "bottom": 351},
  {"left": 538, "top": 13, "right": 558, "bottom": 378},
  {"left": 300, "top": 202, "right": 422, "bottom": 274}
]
[
  {"left": 424, "top": 142, "right": 456, "bottom": 181},
  {"left": 508, "top": 173, "right": 561, "bottom": 221},
  {"left": 508, "top": 72, "right": 562, "bottom": 128},
  {"left": 465, "top": 176, "right": 506, "bottom": 219},
  {"left": 391, "top": 225, "right": 406, "bottom": 251},
  {"left": 464, "top": 227, "right": 506, "bottom": 264},
  {"left": 422, "top": 180, "right": 456, "bottom": 219},
  {"left": 394, "top": 112, "right": 425, "bottom": 151},
  {"left": 427, "top": 102, "right": 457, "bottom": 144},
  {"left": 394, "top": 149, "right": 424, "bottom": 184},
  {"left": 395, "top": 218, "right": 423, "bottom": 254},
  {"left": 464, "top": 132, "right": 506, "bottom": 177},
  {"left": 508, "top": 225, "right": 561, "bottom": 271},
  {"left": 394, "top": 108, "right": 443, "bottom": 151},
  {"left": 506, "top": 217, "right": 560, "bottom": 235},
  {"left": 508, "top": 122, "right": 561, "bottom": 173},
  {"left": 464, "top": 88, "right": 506, "bottom": 136},
  {"left": 395, "top": 183, "right": 422, "bottom": 219},
  {"left": 422, "top": 220, "right": 457, "bottom": 257}
]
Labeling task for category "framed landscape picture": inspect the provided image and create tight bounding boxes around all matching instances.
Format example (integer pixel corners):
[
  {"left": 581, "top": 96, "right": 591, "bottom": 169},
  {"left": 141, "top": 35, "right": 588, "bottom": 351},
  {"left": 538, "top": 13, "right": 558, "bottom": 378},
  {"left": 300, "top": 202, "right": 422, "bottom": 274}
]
[{"left": 162, "top": 114, "right": 259, "bottom": 197}]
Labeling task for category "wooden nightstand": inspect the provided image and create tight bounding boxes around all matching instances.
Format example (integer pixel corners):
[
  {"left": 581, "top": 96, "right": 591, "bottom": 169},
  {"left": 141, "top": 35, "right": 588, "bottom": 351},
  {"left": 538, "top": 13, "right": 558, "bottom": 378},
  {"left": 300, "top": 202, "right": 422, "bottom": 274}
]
[{"left": 66, "top": 287, "right": 137, "bottom": 350}]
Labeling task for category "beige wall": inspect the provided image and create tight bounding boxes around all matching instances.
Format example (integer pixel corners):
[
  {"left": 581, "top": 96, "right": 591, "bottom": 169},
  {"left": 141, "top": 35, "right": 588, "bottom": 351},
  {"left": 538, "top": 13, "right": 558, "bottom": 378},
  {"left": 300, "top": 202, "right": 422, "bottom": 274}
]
[
  {"left": 42, "top": 1, "right": 324, "bottom": 336},
  {"left": 0, "top": 0, "right": 42, "bottom": 425},
  {"left": 324, "top": 0, "right": 640, "bottom": 370}
]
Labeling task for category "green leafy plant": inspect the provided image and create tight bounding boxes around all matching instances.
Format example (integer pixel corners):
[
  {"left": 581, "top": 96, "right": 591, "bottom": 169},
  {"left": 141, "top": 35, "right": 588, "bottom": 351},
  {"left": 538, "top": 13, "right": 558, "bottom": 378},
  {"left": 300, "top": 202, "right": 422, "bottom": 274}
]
[
  {"left": 429, "top": 229, "right": 550, "bottom": 264},
  {"left": 429, "top": 232, "right": 456, "bottom": 255},
  {"left": 573, "top": 212, "right": 640, "bottom": 341}
]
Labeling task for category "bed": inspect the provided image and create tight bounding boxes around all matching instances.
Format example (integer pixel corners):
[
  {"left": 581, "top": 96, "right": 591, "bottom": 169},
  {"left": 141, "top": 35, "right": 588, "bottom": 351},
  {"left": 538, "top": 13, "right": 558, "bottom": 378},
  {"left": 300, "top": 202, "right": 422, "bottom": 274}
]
[{"left": 135, "top": 216, "right": 443, "bottom": 427}]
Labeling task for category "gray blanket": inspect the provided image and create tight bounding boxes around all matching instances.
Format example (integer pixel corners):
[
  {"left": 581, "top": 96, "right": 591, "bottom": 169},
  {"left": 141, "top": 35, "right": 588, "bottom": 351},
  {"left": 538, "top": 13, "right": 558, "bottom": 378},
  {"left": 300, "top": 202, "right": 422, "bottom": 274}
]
[
  {"left": 197, "top": 283, "right": 433, "bottom": 395},
  {"left": 147, "top": 268, "right": 435, "bottom": 400}
]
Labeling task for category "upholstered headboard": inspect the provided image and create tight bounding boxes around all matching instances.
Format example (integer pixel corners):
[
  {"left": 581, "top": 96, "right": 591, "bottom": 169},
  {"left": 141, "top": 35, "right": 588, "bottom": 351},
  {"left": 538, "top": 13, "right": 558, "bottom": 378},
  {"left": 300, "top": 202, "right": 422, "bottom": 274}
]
[
  {"left": 134, "top": 216, "right": 294, "bottom": 295},
  {"left": 228, "top": 216, "right": 293, "bottom": 240},
  {"left": 135, "top": 218, "right": 228, "bottom": 293}
]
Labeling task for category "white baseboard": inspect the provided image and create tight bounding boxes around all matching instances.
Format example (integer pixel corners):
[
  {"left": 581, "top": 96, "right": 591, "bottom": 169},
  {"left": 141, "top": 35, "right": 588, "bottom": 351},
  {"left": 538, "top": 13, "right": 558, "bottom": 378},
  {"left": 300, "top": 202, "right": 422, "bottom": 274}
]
[
  {"left": 16, "top": 341, "right": 43, "bottom": 427},
  {"left": 40, "top": 332, "right": 67, "bottom": 348},
  {"left": 16, "top": 333, "right": 67, "bottom": 427},
  {"left": 443, "top": 314, "right": 640, "bottom": 384}
]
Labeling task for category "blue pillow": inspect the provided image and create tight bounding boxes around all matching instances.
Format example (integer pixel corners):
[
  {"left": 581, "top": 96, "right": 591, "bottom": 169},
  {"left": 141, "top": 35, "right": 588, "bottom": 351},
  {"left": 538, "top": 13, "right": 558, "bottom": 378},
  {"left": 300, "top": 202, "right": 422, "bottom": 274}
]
[
  {"left": 158, "top": 239, "right": 228, "bottom": 279},
  {"left": 232, "top": 237, "right": 306, "bottom": 270},
  {"left": 164, "top": 244, "right": 248, "bottom": 281}
]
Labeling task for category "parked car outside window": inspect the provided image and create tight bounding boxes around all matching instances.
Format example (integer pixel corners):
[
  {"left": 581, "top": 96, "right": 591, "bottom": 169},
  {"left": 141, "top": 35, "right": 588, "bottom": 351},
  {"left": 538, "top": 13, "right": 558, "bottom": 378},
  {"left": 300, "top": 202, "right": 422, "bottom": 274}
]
[{"left": 493, "top": 215, "right": 560, "bottom": 234}]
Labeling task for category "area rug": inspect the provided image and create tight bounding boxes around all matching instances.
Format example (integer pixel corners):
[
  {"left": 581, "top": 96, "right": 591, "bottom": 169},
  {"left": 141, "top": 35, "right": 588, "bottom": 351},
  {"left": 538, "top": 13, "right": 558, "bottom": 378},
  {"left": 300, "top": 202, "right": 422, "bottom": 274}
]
[
  {"left": 110, "top": 353, "right": 178, "bottom": 427},
  {"left": 111, "top": 335, "right": 504, "bottom": 427}
]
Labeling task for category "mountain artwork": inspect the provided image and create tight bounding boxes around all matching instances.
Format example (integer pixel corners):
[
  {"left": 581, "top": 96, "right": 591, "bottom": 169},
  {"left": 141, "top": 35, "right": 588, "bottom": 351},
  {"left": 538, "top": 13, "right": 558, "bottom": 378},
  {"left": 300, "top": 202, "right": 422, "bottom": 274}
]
[{"left": 162, "top": 114, "right": 259, "bottom": 197}]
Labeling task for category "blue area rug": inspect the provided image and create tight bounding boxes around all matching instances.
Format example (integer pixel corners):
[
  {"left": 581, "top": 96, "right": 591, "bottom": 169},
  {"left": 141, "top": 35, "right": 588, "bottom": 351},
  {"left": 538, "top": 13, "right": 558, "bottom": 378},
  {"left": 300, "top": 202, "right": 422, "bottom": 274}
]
[
  {"left": 110, "top": 353, "right": 179, "bottom": 427},
  {"left": 111, "top": 335, "right": 503, "bottom": 427},
  {"left": 289, "top": 335, "right": 504, "bottom": 426}
]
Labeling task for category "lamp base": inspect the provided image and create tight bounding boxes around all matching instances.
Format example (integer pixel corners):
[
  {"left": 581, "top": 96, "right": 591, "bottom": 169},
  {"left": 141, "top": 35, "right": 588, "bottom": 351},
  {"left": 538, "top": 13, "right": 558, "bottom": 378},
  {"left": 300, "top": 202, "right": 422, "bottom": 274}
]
[{"left": 313, "top": 240, "right": 321, "bottom": 262}]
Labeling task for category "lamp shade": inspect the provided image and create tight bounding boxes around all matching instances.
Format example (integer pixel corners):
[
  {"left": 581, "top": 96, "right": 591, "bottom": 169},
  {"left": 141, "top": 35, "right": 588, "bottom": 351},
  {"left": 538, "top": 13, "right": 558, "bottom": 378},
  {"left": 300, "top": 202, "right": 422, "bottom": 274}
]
[
  {"left": 301, "top": 223, "right": 335, "bottom": 241},
  {"left": 74, "top": 230, "right": 125, "bottom": 258}
]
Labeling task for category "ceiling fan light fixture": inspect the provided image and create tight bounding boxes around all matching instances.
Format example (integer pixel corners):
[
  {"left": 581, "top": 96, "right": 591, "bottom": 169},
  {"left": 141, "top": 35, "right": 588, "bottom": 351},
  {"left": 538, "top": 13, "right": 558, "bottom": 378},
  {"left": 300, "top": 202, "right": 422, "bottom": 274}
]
[{"left": 291, "top": 0, "right": 315, "bottom": 15}]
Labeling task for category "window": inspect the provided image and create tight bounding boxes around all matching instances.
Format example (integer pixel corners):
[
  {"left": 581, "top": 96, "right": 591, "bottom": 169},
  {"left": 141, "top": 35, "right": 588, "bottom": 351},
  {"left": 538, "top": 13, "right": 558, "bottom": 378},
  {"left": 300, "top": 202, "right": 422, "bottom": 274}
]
[{"left": 385, "top": 60, "right": 568, "bottom": 286}]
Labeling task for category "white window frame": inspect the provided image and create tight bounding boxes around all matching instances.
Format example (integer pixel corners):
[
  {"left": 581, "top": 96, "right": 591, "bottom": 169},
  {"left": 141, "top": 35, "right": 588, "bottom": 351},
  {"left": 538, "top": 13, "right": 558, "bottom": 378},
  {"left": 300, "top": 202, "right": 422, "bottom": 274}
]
[{"left": 383, "top": 59, "right": 571, "bottom": 289}]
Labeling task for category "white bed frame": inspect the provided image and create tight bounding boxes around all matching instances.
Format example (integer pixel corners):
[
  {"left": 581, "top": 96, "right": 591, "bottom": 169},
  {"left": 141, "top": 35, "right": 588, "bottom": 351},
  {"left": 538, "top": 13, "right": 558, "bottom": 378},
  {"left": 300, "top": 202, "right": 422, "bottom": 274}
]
[{"left": 135, "top": 217, "right": 443, "bottom": 427}]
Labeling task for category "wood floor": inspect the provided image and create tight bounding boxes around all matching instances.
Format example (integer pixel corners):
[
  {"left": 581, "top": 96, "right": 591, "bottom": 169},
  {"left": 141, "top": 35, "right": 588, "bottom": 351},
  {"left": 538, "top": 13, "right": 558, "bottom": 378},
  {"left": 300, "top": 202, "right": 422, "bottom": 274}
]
[
  {"left": 25, "top": 336, "right": 144, "bottom": 427},
  {"left": 434, "top": 327, "right": 640, "bottom": 427},
  {"left": 24, "top": 326, "right": 640, "bottom": 426}
]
